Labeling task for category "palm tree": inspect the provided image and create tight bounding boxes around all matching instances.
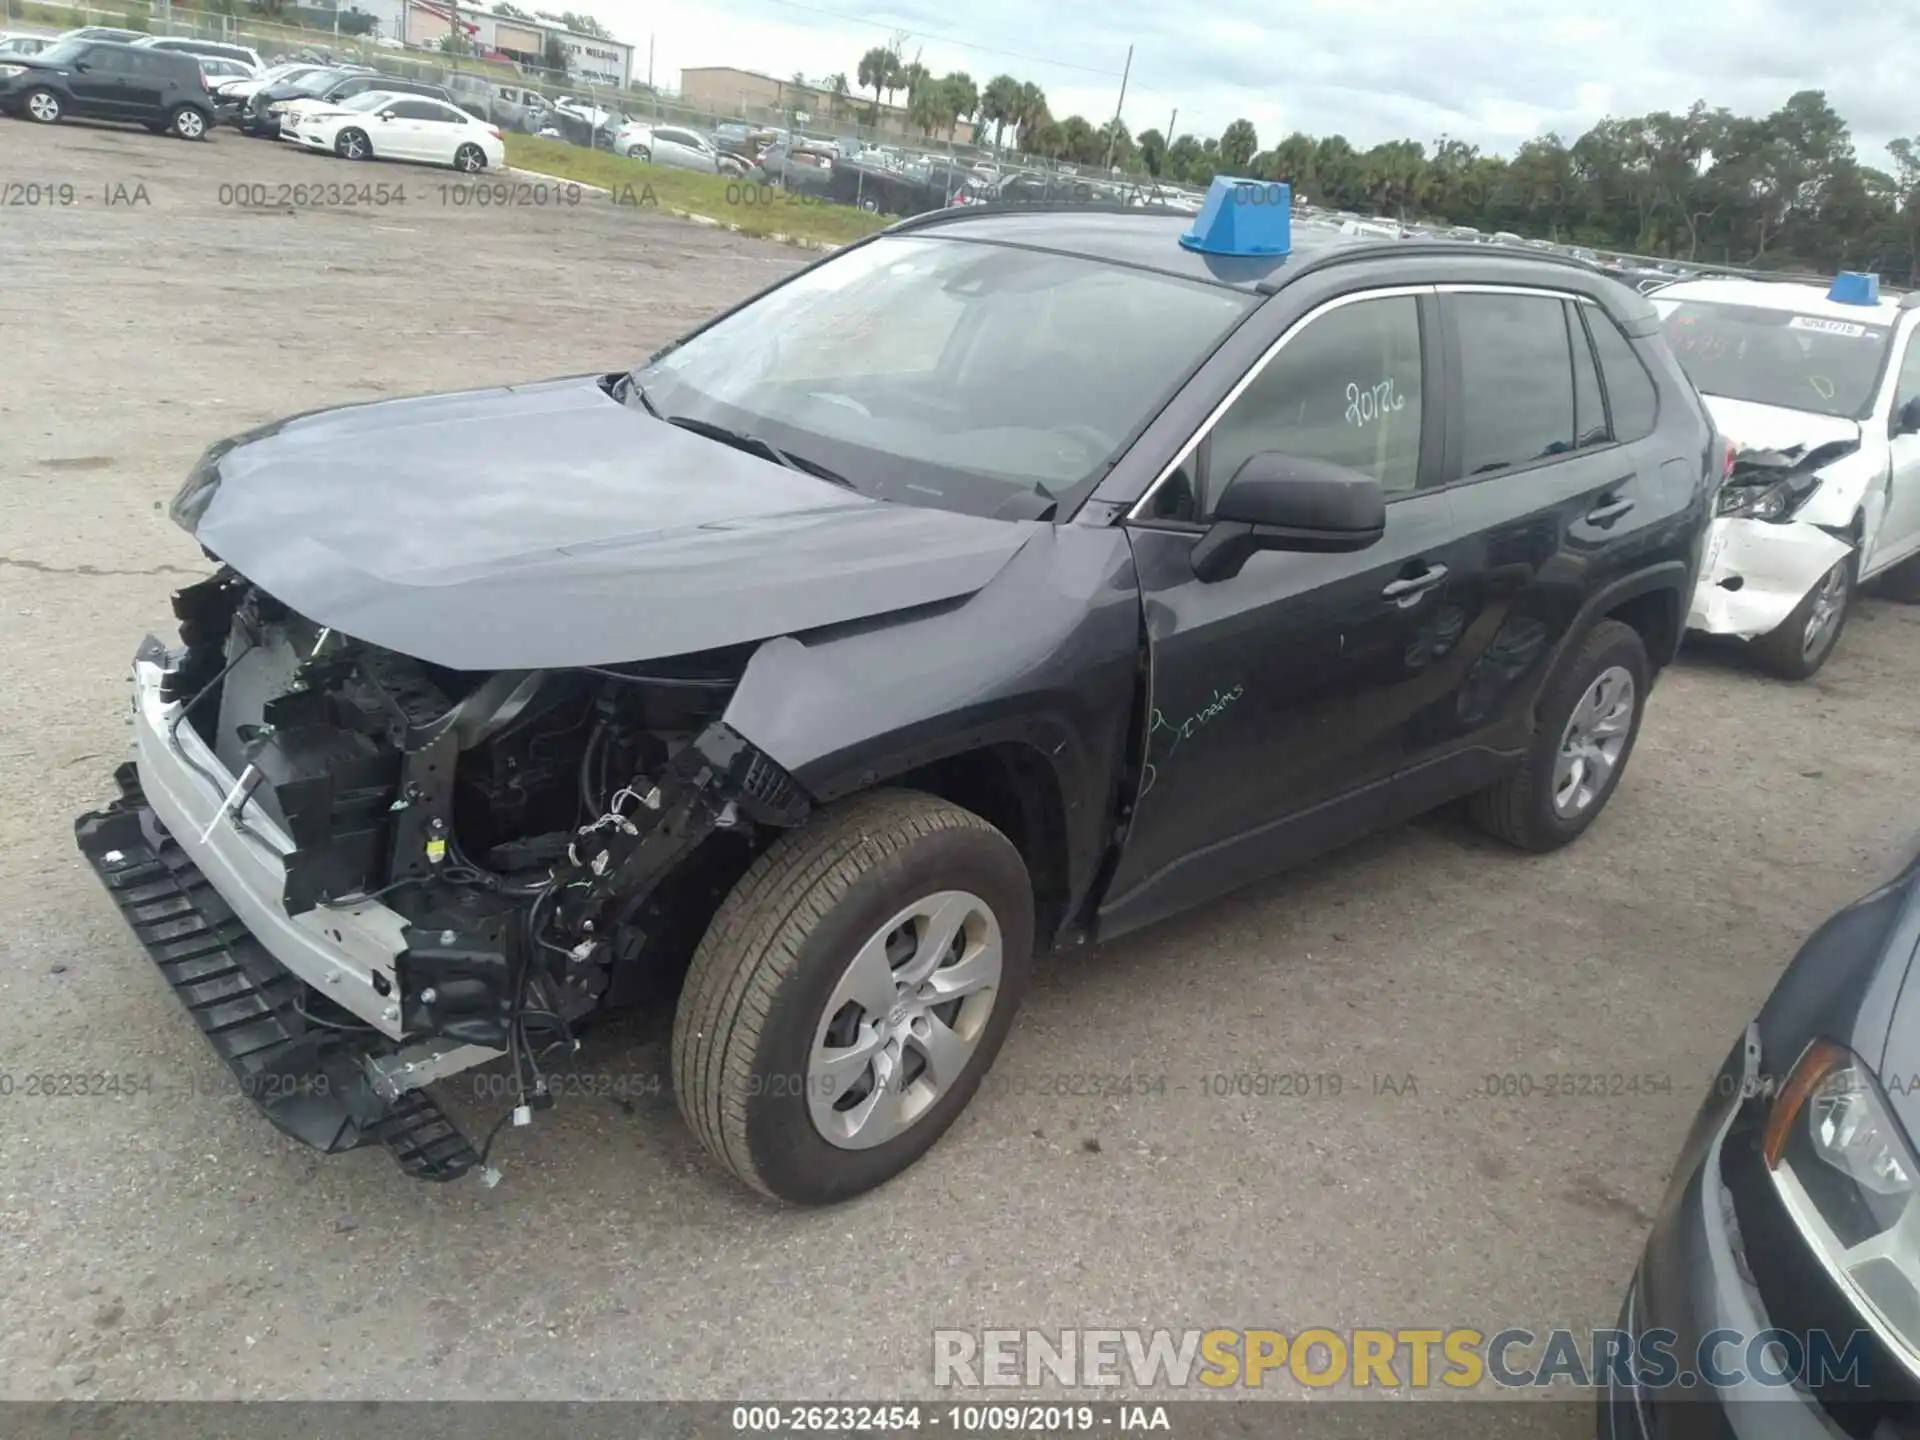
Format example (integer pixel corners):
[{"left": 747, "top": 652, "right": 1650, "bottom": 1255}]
[
  {"left": 1219, "top": 119, "right": 1258, "bottom": 171},
  {"left": 942, "top": 71, "right": 976, "bottom": 142},
  {"left": 856, "top": 45, "right": 891, "bottom": 120},
  {"left": 1014, "top": 81, "right": 1048, "bottom": 156},
  {"left": 979, "top": 73, "right": 1022, "bottom": 152},
  {"left": 908, "top": 81, "right": 944, "bottom": 138}
]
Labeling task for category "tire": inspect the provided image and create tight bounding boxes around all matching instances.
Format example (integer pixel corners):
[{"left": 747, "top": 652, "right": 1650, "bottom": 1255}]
[
  {"left": 334, "top": 127, "right": 370, "bottom": 161},
  {"left": 627, "top": 145, "right": 650, "bottom": 162},
  {"left": 453, "top": 142, "right": 486, "bottom": 173},
  {"left": 673, "top": 788, "right": 1033, "bottom": 1205},
  {"left": 23, "top": 87, "right": 61, "bottom": 124},
  {"left": 169, "top": 105, "right": 208, "bottom": 141},
  {"left": 1469, "top": 619, "right": 1650, "bottom": 852},
  {"left": 1749, "top": 550, "right": 1854, "bottom": 680}
]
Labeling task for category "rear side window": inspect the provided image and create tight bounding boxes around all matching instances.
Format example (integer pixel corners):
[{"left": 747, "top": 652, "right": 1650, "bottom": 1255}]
[
  {"left": 1450, "top": 291, "right": 1575, "bottom": 476},
  {"left": 1568, "top": 302, "right": 1608, "bottom": 448},
  {"left": 1586, "top": 310, "right": 1660, "bottom": 441}
]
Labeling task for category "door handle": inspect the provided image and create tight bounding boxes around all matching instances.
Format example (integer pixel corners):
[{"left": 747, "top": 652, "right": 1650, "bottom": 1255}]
[
  {"left": 1382, "top": 563, "right": 1448, "bottom": 604},
  {"left": 1586, "top": 493, "right": 1635, "bottom": 525}
]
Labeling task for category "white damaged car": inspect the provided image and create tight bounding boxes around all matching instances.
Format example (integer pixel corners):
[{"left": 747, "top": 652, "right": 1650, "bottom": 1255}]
[{"left": 1654, "top": 273, "right": 1920, "bottom": 678}]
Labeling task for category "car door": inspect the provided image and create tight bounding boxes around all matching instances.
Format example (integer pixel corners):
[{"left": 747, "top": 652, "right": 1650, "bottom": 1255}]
[
  {"left": 1100, "top": 286, "right": 1479, "bottom": 934},
  {"left": 389, "top": 99, "right": 455, "bottom": 163},
  {"left": 1870, "top": 320, "right": 1920, "bottom": 573},
  {"left": 1399, "top": 286, "right": 1669, "bottom": 801},
  {"left": 66, "top": 44, "right": 131, "bottom": 118}
]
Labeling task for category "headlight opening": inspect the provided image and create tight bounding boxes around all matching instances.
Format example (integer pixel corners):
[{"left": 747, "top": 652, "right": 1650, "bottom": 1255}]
[{"left": 1766, "top": 1038, "right": 1920, "bottom": 1369}]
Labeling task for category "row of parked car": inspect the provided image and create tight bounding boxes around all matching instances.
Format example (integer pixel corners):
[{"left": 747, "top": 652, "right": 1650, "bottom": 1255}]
[{"left": 0, "top": 32, "right": 507, "bottom": 170}]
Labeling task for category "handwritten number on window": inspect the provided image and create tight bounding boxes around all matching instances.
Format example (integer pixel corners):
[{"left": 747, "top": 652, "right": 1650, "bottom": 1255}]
[{"left": 1345, "top": 379, "right": 1406, "bottom": 429}]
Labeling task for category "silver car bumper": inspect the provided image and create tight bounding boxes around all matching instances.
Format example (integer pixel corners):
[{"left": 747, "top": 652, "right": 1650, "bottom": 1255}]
[{"left": 129, "top": 639, "right": 412, "bottom": 1039}]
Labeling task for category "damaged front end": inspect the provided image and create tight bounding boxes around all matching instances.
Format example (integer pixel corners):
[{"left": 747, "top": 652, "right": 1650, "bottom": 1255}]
[
  {"left": 1688, "top": 440, "right": 1857, "bottom": 639},
  {"left": 74, "top": 570, "right": 810, "bottom": 1181}
]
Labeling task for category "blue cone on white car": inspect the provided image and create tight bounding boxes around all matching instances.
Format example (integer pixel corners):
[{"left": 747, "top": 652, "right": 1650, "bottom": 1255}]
[{"left": 1656, "top": 271, "right": 1920, "bottom": 678}]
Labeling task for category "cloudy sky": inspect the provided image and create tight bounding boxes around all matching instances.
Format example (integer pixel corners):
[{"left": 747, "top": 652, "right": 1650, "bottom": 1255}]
[{"left": 589, "top": 0, "right": 1912, "bottom": 169}]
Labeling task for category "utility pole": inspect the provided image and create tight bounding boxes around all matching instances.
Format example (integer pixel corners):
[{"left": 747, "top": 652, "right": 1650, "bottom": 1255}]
[{"left": 1102, "top": 43, "right": 1132, "bottom": 175}]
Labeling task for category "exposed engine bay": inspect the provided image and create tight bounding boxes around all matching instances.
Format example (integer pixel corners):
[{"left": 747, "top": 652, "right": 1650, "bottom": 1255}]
[{"left": 113, "top": 567, "right": 812, "bottom": 1174}]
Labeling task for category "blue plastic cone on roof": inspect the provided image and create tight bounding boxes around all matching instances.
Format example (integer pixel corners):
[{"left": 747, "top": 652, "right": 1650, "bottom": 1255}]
[
  {"left": 1179, "top": 177, "right": 1292, "bottom": 256},
  {"left": 1829, "top": 272, "right": 1880, "bottom": 306}
]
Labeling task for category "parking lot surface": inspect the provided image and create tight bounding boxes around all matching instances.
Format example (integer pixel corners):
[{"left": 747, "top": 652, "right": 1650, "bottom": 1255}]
[{"left": 4, "top": 122, "right": 1919, "bottom": 1412}]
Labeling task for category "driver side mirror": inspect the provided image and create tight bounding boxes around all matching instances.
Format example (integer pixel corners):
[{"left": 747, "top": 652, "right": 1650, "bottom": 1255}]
[
  {"left": 1190, "top": 452, "right": 1386, "bottom": 583},
  {"left": 1894, "top": 395, "right": 1920, "bottom": 438},
  {"left": 378, "top": 109, "right": 397, "bottom": 120}
]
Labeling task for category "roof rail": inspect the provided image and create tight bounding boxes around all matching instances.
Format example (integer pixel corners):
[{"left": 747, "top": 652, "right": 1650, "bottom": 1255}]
[{"left": 881, "top": 199, "right": 1186, "bottom": 234}]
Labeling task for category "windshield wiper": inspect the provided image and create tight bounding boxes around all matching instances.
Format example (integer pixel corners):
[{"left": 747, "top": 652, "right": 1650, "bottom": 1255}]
[{"left": 662, "top": 414, "right": 856, "bottom": 490}]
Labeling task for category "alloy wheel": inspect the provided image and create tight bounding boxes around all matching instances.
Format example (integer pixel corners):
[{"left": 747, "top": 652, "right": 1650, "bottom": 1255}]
[
  {"left": 1551, "top": 665, "right": 1636, "bottom": 818},
  {"left": 1802, "top": 559, "right": 1849, "bottom": 659},
  {"left": 807, "top": 890, "right": 1003, "bottom": 1150},
  {"left": 26, "top": 91, "right": 59, "bottom": 123}
]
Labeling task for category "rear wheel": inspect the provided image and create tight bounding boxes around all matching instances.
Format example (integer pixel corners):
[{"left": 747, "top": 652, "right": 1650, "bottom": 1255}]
[
  {"left": 23, "top": 87, "right": 61, "bottom": 124},
  {"left": 334, "top": 127, "right": 370, "bottom": 160},
  {"left": 453, "top": 142, "right": 486, "bottom": 173},
  {"left": 673, "top": 789, "right": 1032, "bottom": 1205},
  {"left": 1750, "top": 551, "right": 1853, "bottom": 680},
  {"left": 1469, "top": 619, "right": 1649, "bottom": 852},
  {"left": 169, "top": 105, "right": 207, "bottom": 140}
]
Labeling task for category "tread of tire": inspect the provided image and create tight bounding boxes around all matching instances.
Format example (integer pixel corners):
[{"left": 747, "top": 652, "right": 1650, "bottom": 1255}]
[
  {"left": 672, "top": 788, "right": 996, "bottom": 1198},
  {"left": 1468, "top": 619, "right": 1640, "bottom": 850}
]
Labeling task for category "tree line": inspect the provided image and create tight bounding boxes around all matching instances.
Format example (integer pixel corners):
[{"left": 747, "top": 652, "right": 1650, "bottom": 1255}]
[
  {"left": 810, "top": 54, "right": 1918, "bottom": 283},
  {"left": 1135, "top": 93, "right": 1920, "bottom": 282}
]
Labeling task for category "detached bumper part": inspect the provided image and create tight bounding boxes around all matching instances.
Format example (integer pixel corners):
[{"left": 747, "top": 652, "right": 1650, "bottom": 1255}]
[
  {"left": 76, "top": 764, "right": 480, "bottom": 1180},
  {"left": 1686, "top": 517, "right": 1852, "bottom": 640}
]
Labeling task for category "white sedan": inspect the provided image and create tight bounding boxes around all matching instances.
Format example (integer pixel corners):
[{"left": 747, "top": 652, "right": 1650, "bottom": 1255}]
[{"left": 287, "top": 91, "right": 504, "bottom": 172}]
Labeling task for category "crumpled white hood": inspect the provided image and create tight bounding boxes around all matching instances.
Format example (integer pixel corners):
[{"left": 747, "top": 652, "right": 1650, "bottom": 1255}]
[{"left": 1701, "top": 395, "right": 1860, "bottom": 455}]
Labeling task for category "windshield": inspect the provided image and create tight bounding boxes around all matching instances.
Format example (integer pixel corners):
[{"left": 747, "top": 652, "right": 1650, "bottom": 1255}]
[
  {"left": 632, "top": 234, "right": 1254, "bottom": 517},
  {"left": 292, "top": 69, "right": 350, "bottom": 94},
  {"left": 1657, "top": 299, "right": 1892, "bottom": 418},
  {"left": 33, "top": 39, "right": 91, "bottom": 65}
]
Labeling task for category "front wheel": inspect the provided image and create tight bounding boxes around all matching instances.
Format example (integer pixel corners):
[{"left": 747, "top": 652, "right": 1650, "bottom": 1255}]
[
  {"left": 1750, "top": 551, "right": 1853, "bottom": 680},
  {"left": 626, "top": 145, "right": 650, "bottom": 162},
  {"left": 672, "top": 789, "right": 1033, "bottom": 1205},
  {"left": 453, "top": 142, "right": 486, "bottom": 173},
  {"left": 169, "top": 105, "right": 207, "bottom": 140},
  {"left": 1468, "top": 619, "right": 1650, "bottom": 851},
  {"left": 23, "top": 87, "right": 61, "bottom": 124},
  {"left": 334, "top": 126, "right": 370, "bottom": 160}
]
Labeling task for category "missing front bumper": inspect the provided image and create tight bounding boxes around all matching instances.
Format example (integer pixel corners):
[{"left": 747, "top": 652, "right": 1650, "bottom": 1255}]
[
  {"left": 75, "top": 762, "right": 482, "bottom": 1181},
  {"left": 1686, "top": 517, "right": 1853, "bottom": 640}
]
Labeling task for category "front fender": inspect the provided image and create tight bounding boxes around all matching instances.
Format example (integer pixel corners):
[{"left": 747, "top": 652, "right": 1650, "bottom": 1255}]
[{"left": 721, "top": 526, "right": 1145, "bottom": 925}]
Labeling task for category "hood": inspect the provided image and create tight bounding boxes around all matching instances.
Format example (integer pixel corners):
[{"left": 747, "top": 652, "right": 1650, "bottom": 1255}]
[
  {"left": 1701, "top": 395, "right": 1862, "bottom": 455},
  {"left": 173, "top": 375, "right": 1038, "bottom": 672}
]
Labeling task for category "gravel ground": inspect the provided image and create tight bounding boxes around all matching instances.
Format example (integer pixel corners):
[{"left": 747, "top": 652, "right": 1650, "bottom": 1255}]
[{"left": 3, "top": 119, "right": 1918, "bottom": 1416}]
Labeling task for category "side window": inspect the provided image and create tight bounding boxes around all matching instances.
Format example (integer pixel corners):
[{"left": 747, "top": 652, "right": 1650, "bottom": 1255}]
[
  {"left": 1892, "top": 330, "right": 1920, "bottom": 411},
  {"left": 1586, "top": 308, "right": 1659, "bottom": 442},
  {"left": 1204, "top": 294, "right": 1425, "bottom": 509},
  {"left": 1567, "top": 301, "right": 1608, "bottom": 448},
  {"left": 392, "top": 100, "right": 442, "bottom": 121},
  {"left": 1450, "top": 291, "right": 1575, "bottom": 476}
]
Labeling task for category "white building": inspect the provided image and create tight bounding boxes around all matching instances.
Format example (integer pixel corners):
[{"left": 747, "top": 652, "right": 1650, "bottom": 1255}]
[{"left": 349, "top": 0, "right": 633, "bottom": 87}]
